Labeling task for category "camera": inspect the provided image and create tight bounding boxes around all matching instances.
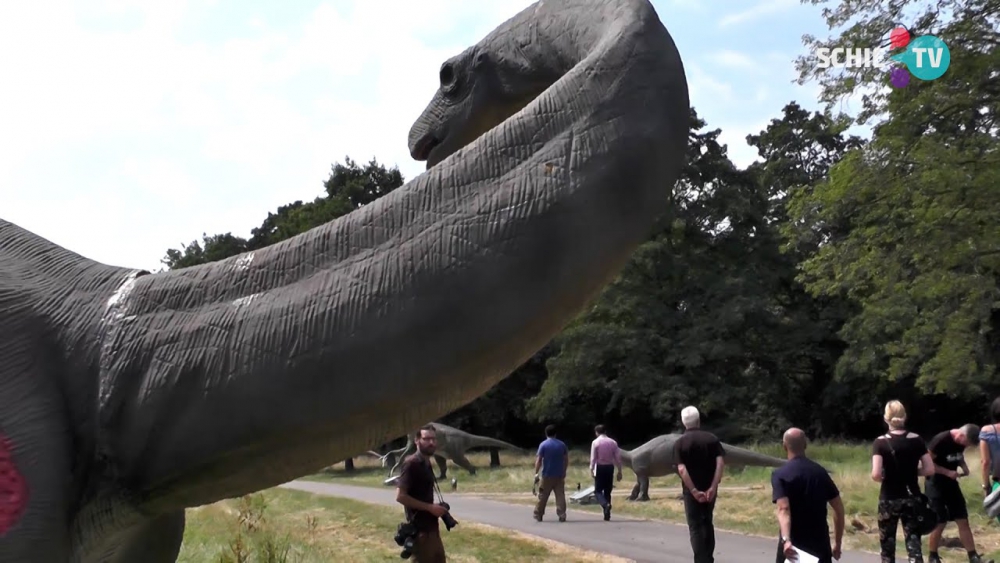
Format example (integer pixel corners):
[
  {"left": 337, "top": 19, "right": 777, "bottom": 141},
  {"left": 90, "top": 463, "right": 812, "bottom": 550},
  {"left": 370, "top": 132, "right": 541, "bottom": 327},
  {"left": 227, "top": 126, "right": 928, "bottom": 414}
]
[
  {"left": 438, "top": 502, "right": 458, "bottom": 532},
  {"left": 394, "top": 522, "right": 417, "bottom": 559}
]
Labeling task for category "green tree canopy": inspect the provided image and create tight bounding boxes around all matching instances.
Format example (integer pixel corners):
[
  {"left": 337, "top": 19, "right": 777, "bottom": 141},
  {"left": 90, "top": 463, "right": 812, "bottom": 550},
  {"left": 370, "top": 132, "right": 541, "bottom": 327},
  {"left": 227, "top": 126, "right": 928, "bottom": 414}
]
[{"left": 788, "top": 0, "right": 1000, "bottom": 397}]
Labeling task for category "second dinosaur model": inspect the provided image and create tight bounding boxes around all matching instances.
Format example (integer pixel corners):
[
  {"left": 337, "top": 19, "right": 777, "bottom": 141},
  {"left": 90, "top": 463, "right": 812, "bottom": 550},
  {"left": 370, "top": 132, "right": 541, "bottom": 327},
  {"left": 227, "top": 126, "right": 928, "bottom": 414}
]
[
  {"left": 622, "top": 434, "right": 786, "bottom": 501},
  {"left": 383, "top": 422, "right": 526, "bottom": 480}
]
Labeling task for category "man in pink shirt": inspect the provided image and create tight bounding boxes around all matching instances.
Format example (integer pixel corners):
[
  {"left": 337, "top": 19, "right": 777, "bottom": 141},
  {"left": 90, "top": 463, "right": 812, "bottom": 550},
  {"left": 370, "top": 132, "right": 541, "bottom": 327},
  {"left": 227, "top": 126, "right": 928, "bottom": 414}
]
[{"left": 590, "top": 424, "right": 623, "bottom": 520}]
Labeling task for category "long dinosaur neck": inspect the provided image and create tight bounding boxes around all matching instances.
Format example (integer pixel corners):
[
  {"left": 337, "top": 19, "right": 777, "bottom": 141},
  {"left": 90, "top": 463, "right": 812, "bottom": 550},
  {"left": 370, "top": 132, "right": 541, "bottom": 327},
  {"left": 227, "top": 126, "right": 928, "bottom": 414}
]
[
  {"left": 91, "top": 0, "right": 686, "bottom": 511},
  {"left": 464, "top": 435, "right": 520, "bottom": 451}
]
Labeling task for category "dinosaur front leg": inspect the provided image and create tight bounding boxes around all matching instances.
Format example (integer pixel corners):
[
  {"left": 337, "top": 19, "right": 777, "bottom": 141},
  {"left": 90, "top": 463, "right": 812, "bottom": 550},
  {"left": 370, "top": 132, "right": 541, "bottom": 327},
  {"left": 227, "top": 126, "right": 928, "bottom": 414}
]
[
  {"left": 450, "top": 452, "right": 477, "bottom": 476},
  {"left": 0, "top": 347, "right": 73, "bottom": 561},
  {"left": 434, "top": 454, "right": 449, "bottom": 480}
]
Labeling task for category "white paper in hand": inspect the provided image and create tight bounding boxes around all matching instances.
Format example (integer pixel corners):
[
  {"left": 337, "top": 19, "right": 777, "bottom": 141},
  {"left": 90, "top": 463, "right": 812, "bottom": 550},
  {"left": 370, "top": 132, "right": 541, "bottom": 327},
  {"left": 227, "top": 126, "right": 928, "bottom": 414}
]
[{"left": 784, "top": 545, "right": 820, "bottom": 563}]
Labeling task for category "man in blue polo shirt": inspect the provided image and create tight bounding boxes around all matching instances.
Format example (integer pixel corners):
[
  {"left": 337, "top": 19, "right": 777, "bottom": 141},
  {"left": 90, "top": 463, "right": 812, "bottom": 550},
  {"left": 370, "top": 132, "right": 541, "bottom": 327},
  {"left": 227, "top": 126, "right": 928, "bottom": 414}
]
[
  {"left": 771, "top": 427, "right": 845, "bottom": 563},
  {"left": 533, "top": 424, "right": 569, "bottom": 522}
]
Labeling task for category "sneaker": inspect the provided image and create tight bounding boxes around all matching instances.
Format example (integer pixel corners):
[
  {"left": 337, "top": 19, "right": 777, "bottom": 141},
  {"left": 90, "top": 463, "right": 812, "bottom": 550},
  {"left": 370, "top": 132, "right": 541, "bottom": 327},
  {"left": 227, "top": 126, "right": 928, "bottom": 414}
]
[
  {"left": 603, "top": 507, "right": 611, "bottom": 521},
  {"left": 558, "top": 515, "right": 566, "bottom": 522},
  {"left": 533, "top": 514, "right": 542, "bottom": 522}
]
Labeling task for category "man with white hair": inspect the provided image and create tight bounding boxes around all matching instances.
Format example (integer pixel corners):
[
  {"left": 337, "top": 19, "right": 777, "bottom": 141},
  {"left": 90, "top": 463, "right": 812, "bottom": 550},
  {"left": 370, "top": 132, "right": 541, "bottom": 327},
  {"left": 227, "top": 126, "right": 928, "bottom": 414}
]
[{"left": 673, "top": 406, "right": 725, "bottom": 563}]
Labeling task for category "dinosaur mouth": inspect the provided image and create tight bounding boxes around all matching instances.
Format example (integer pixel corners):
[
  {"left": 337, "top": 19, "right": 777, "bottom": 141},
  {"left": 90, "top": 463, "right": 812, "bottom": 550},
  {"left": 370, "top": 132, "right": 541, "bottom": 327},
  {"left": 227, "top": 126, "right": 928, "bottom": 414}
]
[{"left": 411, "top": 134, "right": 441, "bottom": 162}]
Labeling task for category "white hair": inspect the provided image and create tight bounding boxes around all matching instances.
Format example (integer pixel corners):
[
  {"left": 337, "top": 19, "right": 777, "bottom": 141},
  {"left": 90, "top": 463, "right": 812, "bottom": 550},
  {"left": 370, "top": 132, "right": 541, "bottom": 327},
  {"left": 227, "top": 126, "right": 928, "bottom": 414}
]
[{"left": 681, "top": 406, "right": 700, "bottom": 429}]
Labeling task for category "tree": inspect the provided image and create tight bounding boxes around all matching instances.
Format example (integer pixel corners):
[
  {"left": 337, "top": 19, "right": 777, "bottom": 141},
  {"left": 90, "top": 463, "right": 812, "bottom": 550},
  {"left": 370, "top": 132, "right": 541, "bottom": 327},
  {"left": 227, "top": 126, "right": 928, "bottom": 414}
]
[{"left": 788, "top": 0, "right": 1000, "bottom": 397}]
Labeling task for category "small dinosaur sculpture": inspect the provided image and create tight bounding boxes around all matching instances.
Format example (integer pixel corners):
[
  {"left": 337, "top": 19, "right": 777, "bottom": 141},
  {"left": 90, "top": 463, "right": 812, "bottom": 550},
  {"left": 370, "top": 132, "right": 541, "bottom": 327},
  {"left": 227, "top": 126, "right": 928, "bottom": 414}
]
[
  {"left": 384, "top": 422, "right": 526, "bottom": 480},
  {"left": 0, "top": 0, "right": 688, "bottom": 559},
  {"left": 622, "top": 434, "right": 786, "bottom": 501}
]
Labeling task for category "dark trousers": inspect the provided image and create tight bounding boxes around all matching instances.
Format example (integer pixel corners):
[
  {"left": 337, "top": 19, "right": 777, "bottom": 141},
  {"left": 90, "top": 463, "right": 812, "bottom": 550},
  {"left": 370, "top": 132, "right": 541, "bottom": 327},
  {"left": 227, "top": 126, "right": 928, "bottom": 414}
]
[
  {"left": 683, "top": 488, "right": 716, "bottom": 563},
  {"left": 594, "top": 464, "right": 615, "bottom": 508}
]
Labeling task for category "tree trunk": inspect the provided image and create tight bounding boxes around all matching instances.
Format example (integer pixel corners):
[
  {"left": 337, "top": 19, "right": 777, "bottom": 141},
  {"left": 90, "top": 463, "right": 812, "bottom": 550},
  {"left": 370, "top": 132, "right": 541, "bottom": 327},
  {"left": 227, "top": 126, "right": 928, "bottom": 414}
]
[
  {"left": 489, "top": 447, "right": 501, "bottom": 467},
  {"left": 344, "top": 458, "right": 355, "bottom": 472}
]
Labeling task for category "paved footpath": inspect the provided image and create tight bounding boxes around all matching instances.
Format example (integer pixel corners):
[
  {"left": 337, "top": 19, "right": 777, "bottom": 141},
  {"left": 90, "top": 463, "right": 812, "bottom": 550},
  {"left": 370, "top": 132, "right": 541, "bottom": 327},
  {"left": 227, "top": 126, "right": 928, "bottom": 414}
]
[{"left": 281, "top": 480, "right": 882, "bottom": 563}]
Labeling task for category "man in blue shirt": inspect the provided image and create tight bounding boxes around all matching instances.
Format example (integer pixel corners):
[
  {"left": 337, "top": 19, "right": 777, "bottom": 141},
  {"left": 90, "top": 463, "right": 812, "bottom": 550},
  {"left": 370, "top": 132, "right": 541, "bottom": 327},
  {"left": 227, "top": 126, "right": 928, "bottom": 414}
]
[
  {"left": 771, "top": 428, "right": 845, "bottom": 563},
  {"left": 533, "top": 424, "right": 569, "bottom": 522}
]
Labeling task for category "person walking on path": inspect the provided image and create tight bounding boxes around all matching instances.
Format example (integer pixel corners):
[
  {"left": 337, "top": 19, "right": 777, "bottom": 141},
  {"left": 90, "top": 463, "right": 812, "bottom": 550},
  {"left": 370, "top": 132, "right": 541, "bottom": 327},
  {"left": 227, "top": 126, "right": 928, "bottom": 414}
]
[
  {"left": 673, "top": 405, "right": 725, "bottom": 563},
  {"left": 589, "top": 424, "right": 622, "bottom": 521},
  {"left": 870, "top": 400, "right": 935, "bottom": 563},
  {"left": 771, "top": 427, "right": 845, "bottom": 563},
  {"left": 925, "top": 423, "right": 993, "bottom": 563},
  {"left": 533, "top": 424, "right": 569, "bottom": 522}
]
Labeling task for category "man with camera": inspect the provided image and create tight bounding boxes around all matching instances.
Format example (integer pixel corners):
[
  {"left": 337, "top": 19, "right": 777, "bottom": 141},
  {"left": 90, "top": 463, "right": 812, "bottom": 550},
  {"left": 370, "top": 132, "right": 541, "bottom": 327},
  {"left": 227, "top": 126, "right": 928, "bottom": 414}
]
[{"left": 395, "top": 424, "right": 457, "bottom": 562}]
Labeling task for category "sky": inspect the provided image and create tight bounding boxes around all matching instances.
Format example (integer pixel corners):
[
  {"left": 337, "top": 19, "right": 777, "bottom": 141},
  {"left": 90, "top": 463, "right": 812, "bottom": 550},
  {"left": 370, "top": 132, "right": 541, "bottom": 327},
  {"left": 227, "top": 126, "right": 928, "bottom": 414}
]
[{"left": 0, "top": 0, "right": 867, "bottom": 273}]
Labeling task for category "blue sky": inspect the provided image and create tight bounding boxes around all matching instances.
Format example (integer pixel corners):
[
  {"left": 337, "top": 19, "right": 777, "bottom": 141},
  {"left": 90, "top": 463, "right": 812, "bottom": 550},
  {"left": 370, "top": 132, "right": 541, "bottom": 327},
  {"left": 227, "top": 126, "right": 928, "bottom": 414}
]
[{"left": 0, "top": 0, "right": 867, "bottom": 272}]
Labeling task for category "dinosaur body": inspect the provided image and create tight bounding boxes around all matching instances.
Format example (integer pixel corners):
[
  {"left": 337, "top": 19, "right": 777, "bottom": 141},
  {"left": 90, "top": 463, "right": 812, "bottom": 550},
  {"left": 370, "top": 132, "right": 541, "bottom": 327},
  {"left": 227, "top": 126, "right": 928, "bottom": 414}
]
[
  {"left": 0, "top": 0, "right": 688, "bottom": 560},
  {"left": 622, "top": 434, "right": 786, "bottom": 501},
  {"left": 385, "top": 423, "right": 525, "bottom": 480}
]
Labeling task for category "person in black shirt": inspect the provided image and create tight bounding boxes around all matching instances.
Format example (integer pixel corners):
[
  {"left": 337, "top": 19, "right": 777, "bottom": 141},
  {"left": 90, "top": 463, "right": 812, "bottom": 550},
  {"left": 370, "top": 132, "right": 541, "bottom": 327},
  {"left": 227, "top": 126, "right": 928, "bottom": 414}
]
[
  {"left": 924, "top": 424, "right": 992, "bottom": 563},
  {"left": 771, "top": 427, "right": 844, "bottom": 563},
  {"left": 673, "top": 406, "right": 725, "bottom": 563},
  {"left": 396, "top": 425, "right": 450, "bottom": 563},
  {"left": 870, "top": 400, "right": 934, "bottom": 563}
]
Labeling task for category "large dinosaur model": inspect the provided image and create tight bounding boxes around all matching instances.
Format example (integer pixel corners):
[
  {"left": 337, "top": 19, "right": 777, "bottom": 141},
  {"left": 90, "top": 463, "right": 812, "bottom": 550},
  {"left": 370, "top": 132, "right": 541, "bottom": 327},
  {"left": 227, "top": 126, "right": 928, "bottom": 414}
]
[
  {"left": 622, "top": 434, "right": 786, "bottom": 501},
  {"left": 383, "top": 422, "right": 526, "bottom": 480},
  {"left": 0, "top": 0, "right": 689, "bottom": 560}
]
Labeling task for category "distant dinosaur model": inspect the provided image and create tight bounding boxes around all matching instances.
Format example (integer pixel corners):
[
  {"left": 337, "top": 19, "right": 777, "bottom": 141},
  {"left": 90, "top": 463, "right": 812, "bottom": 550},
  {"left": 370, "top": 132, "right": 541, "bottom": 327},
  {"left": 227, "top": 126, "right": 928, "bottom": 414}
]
[
  {"left": 384, "top": 422, "right": 526, "bottom": 480},
  {"left": 621, "top": 434, "right": 786, "bottom": 501}
]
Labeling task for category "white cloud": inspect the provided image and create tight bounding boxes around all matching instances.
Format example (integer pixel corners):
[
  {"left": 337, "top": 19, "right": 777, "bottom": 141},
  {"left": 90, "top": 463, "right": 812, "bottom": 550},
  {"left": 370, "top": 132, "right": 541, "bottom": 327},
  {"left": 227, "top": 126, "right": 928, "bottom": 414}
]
[
  {"left": 687, "top": 63, "right": 736, "bottom": 105},
  {"left": 707, "top": 50, "right": 762, "bottom": 73},
  {"left": 719, "top": 0, "right": 798, "bottom": 28}
]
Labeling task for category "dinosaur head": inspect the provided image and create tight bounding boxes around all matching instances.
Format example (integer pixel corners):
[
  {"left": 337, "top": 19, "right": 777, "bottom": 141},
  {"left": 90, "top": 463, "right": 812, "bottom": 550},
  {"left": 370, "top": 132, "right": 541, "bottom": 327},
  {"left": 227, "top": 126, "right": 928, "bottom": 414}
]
[{"left": 407, "top": 29, "right": 559, "bottom": 169}]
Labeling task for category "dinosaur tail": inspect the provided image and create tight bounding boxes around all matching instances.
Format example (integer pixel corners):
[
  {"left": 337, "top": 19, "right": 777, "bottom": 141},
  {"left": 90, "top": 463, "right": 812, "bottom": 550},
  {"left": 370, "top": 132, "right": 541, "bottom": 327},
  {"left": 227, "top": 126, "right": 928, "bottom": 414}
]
[
  {"left": 620, "top": 448, "right": 634, "bottom": 469},
  {"left": 469, "top": 436, "right": 526, "bottom": 453},
  {"left": 721, "top": 443, "right": 786, "bottom": 468}
]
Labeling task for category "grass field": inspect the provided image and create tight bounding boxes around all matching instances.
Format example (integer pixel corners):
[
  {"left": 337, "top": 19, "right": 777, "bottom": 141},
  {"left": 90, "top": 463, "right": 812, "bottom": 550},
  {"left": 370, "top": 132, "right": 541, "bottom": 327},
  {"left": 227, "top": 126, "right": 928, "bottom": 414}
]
[
  {"left": 308, "top": 441, "right": 1000, "bottom": 560},
  {"left": 178, "top": 487, "right": 629, "bottom": 562}
]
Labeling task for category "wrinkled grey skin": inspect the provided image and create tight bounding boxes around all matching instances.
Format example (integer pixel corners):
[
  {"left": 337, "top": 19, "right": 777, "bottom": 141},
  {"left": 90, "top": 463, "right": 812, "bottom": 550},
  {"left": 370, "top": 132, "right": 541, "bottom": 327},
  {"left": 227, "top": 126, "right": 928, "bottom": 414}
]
[
  {"left": 382, "top": 422, "right": 526, "bottom": 480},
  {"left": 0, "top": 0, "right": 688, "bottom": 560},
  {"left": 622, "top": 434, "right": 786, "bottom": 501}
]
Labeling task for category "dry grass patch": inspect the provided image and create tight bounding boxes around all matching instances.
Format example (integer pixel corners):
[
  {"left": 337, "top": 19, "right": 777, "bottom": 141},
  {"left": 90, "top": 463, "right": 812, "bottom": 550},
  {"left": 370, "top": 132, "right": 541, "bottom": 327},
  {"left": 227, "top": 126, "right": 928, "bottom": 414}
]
[
  {"left": 312, "top": 441, "right": 1000, "bottom": 560},
  {"left": 178, "top": 487, "right": 627, "bottom": 562}
]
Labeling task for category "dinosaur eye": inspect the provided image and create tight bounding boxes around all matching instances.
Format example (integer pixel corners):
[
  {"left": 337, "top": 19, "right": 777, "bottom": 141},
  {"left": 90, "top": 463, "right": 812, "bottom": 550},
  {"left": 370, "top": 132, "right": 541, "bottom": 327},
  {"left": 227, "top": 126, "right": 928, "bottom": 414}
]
[{"left": 439, "top": 63, "right": 456, "bottom": 90}]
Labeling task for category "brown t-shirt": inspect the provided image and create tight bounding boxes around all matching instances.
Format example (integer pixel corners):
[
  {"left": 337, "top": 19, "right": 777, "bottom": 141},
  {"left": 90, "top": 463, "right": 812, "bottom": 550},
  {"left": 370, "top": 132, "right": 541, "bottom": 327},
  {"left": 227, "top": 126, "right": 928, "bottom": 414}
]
[{"left": 397, "top": 454, "right": 438, "bottom": 531}]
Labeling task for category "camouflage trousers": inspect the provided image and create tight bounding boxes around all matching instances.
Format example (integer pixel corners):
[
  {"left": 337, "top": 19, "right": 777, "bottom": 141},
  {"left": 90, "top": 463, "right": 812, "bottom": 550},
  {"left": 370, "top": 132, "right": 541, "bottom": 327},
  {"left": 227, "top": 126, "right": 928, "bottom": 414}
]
[{"left": 878, "top": 498, "right": 924, "bottom": 563}]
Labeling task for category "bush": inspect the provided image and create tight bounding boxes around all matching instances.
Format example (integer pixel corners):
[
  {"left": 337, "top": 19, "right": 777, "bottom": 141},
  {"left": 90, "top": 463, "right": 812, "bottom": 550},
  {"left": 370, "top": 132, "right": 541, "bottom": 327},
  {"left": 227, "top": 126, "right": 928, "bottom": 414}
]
[{"left": 216, "top": 493, "right": 294, "bottom": 563}]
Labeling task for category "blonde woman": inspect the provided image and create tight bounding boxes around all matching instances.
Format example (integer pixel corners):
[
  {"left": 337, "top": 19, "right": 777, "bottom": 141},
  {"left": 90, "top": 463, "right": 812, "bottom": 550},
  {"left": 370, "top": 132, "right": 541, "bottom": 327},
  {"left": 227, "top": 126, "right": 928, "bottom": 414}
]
[{"left": 871, "top": 400, "right": 934, "bottom": 563}]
